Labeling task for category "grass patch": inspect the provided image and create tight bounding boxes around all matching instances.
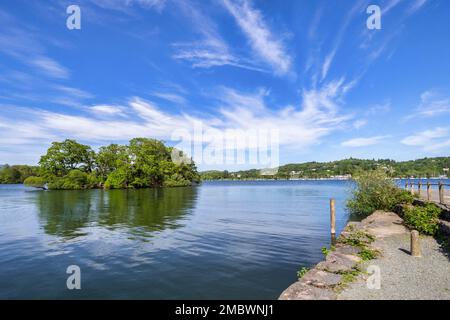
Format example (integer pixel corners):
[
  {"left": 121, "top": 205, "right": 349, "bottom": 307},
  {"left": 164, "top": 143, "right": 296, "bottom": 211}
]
[
  {"left": 321, "top": 245, "right": 335, "bottom": 257},
  {"left": 358, "top": 247, "right": 379, "bottom": 261},
  {"left": 340, "top": 230, "right": 375, "bottom": 248},
  {"left": 333, "top": 268, "right": 362, "bottom": 292},
  {"left": 297, "top": 267, "right": 309, "bottom": 279}
]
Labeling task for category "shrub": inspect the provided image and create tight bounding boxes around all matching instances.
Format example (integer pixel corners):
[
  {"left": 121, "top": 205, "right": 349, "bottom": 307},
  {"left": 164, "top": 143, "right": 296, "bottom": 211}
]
[
  {"left": 403, "top": 204, "right": 442, "bottom": 235},
  {"left": 163, "top": 173, "right": 192, "bottom": 187},
  {"left": 297, "top": 267, "right": 309, "bottom": 279},
  {"left": 346, "top": 170, "right": 414, "bottom": 217},
  {"left": 104, "top": 168, "right": 129, "bottom": 189},
  {"left": 47, "top": 170, "right": 88, "bottom": 190},
  {"left": 86, "top": 173, "right": 101, "bottom": 188},
  {"left": 24, "top": 176, "right": 46, "bottom": 188}
]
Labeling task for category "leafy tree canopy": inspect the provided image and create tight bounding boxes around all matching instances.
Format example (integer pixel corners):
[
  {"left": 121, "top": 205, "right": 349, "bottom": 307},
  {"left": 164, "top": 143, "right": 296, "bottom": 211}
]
[{"left": 18, "top": 138, "right": 200, "bottom": 190}]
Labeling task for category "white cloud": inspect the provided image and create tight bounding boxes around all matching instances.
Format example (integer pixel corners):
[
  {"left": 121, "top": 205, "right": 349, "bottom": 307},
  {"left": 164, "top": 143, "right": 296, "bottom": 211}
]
[
  {"left": 0, "top": 12, "right": 70, "bottom": 80},
  {"left": 383, "top": 0, "right": 403, "bottom": 15},
  {"left": 92, "top": 0, "right": 166, "bottom": 13},
  {"left": 366, "top": 102, "right": 391, "bottom": 115},
  {"left": 149, "top": 92, "right": 186, "bottom": 105},
  {"left": 172, "top": 1, "right": 264, "bottom": 72},
  {"left": 31, "top": 56, "right": 70, "bottom": 79},
  {"left": 55, "top": 86, "right": 93, "bottom": 99},
  {"left": 353, "top": 119, "right": 367, "bottom": 129},
  {"left": 401, "top": 128, "right": 449, "bottom": 151},
  {"left": 406, "top": 90, "right": 450, "bottom": 119},
  {"left": 408, "top": 0, "right": 428, "bottom": 14},
  {"left": 341, "top": 136, "right": 389, "bottom": 147},
  {"left": 90, "top": 105, "right": 125, "bottom": 116},
  {"left": 321, "top": 50, "right": 336, "bottom": 81},
  {"left": 222, "top": 0, "right": 292, "bottom": 75},
  {"left": 0, "top": 79, "right": 355, "bottom": 163}
]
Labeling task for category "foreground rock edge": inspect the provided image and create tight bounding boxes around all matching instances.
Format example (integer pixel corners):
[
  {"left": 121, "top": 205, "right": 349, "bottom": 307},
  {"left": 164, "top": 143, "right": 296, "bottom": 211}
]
[{"left": 278, "top": 211, "right": 404, "bottom": 300}]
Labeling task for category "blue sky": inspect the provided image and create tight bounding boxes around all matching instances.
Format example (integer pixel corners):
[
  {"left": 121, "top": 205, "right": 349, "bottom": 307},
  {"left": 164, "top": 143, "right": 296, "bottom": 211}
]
[{"left": 0, "top": 0, "right": 449, "bottom": 170}]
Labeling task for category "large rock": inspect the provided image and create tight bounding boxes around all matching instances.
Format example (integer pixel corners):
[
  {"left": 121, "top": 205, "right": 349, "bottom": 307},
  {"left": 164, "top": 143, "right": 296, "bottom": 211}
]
[
  {"left": 279, "top": 281, "right": 337, "bottom": 300},
  {"left": 361, "top": 211, "right": 407, "bottom": 238},
  {"left": 301, "top": 269, "right": 343, "bottom": 288},
  {"left": 439, "top": 220, "right": 450, "bottom": 237},
  {"left": 334, "top": 243, "right": 361, "bottom": 255},
  {"left": 316, "top": 252, "right": 361, "bottom": 273}
]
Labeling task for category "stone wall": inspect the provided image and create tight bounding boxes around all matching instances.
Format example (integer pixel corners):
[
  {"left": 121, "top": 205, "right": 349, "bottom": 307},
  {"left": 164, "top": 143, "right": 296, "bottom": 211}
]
[{"left": 279, "top": 211, "right": 403, "bottom": 300}]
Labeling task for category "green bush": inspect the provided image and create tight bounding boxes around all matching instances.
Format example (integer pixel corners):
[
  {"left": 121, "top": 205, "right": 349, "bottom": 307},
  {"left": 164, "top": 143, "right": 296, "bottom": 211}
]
[
  {"left": 23, "top": 176, "right": 46, "bottom": 188},
  {"left": 403, "top": 204, "right": 442, "bottom": 235},
  {"left": 48, "top": 170, "right": 88, "bottom": 190},
  {"left": 163, "top": 173, "right": 192, "bottom": 187},
  {"left": 104, "top": 167, "right": 129, "bottom": 189},
  {"left": 346, "top": 170, "right": 414, "bottom": 217}
]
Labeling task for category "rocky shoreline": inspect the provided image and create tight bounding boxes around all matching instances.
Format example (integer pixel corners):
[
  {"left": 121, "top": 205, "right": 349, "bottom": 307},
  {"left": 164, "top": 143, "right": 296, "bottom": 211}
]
[{"left": 279, "top": 207, "right": 450, "bottom": 300}]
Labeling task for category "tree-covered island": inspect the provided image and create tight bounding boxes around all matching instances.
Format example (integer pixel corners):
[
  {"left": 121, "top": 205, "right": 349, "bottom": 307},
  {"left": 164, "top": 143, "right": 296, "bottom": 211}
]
[{"left": 20, "top": 138, "right": 200, "bottom": 190}]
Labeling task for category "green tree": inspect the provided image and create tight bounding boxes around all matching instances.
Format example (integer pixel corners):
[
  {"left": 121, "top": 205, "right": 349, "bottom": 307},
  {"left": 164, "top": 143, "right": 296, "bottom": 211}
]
[
  {"left": 39, "top": 139, "right": 95, "bottom": 177},
  {"left": 127, "top": 138, "right": 172, "bottom": 187},
  {"left": 96, "top": 144, "right": 129, "bottom": 180}
]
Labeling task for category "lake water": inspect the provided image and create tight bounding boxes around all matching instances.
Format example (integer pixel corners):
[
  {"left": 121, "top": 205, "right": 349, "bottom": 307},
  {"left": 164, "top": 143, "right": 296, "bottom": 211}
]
[{"left": 0, "top": 180, "right": 360, "bottom": 299}]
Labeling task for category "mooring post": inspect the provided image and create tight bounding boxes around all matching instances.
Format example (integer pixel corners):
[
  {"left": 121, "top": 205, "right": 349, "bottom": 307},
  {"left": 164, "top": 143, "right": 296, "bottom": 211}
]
[
  {"left": 439, "top": 182, "right": 444, "bottom": 204},
  {"left": 410, "top": 230, "right": 421, "bottom": 257},
  {"left": 330, "top": 198, "right": 336, "bottom": 236},
  {"left": 418, "top": 181, "right": 422, "bottom": 196},
  {"left": 427, "top": 181, "right": 431, "bottom": 201}
]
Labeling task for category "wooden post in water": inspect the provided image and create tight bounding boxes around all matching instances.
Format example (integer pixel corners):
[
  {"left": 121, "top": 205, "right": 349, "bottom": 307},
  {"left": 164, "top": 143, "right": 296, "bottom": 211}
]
[
  {"left": 418, "top": 181, "right": 422, "bottom": 196},
  {"left": 427, "top": 182, "right": 432, "bottom": 201},
  {"left": 410, "top": 230, "right": 421, "bottom": 257},
  {"left": 439, "top": 182, "right": 444, "bottom": 204},
  {"left": 410, "top": 181, "right": 414, "bottom": 195},
  {"left": 330, "top": 198, "right": 336, "bottom": 236}
]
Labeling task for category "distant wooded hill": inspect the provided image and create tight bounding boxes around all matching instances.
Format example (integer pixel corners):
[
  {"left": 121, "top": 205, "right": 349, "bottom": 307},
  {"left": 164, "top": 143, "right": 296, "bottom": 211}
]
[{"left": 200, "top": 157, "right": 450, "bottom": 180}]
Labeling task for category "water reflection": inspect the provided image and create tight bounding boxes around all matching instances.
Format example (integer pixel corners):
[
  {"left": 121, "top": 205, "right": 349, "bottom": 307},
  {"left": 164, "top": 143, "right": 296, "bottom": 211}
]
[{"left": 35, "top": 187, "right": 198, "bottom": 239}]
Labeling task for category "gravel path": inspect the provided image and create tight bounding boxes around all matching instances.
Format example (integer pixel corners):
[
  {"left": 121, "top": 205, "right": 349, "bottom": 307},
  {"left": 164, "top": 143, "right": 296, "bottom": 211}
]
[{"left": 339, "top": 227, "right": 450, "bottom": 300}]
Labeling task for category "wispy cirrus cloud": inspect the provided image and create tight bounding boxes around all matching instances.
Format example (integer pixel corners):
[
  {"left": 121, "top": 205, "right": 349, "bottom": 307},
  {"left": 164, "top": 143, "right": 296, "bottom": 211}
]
[
  {"left": 405, "top": 90, "right": 450, "bottom": 120},
  {"left": 221, "top": 0, "right": 292, "bottom": 75},
  {"left": 0, "top": 9, "right": 70, "bottom": 80},
  {"left": 91, "top": 0, "right": 167, "bottom": 13},
  {"left": 89, "top": 105, "right": 126, "bottom": 117},
  {"left": 408, "top": 0, "right": 428, "bottom": 14},
  {"left": 401, "top": 127, "right": 450, "bottom": 152},
  {"left": 352, "top": 119, "right": 368, "bottom": 129},
  {"left": 149, "top": 92, "right": 187, "bottom": 105},
  {"left": 341, "top": 135, "right": 389, "bottom": 147},
  {"left": 172, "top": 1, "right": 264, "bottom": 72},
  {"left": 366, "top": 102, "right": 391, "bottom": 116},
  {"left": 319, "top": 0, "right": 367, "bottom": 81},
  {"left": 31, "top": 56, "right": 70, "bottom": 79},
  {"left": 0, "top": 78, "right": 355, "bottom": 163}
]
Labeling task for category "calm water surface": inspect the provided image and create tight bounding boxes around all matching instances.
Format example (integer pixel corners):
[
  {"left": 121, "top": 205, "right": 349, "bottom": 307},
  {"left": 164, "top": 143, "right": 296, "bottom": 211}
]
[{"left": 1, "top": 180, "right": 354, "bottom": 299}]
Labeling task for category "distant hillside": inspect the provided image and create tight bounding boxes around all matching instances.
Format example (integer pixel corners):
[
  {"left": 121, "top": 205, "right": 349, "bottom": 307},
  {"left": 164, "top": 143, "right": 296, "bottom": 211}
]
[{"left": 200, "top": 157, "right": 450, "bottom": 180}]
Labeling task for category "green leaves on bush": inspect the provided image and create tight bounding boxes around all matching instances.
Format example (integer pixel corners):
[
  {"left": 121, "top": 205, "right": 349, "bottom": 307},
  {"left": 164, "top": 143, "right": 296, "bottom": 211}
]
[
  {"left": 297, "top": 267, "right": 309, "bottom": 279},
  {"left": 346, "top": 170, "right": 414, "bottom": 217},
  {"left": 23, "top": 176, "right": 46, "bottom": 188},
  {"left": 403, "top": 204, "right": 442, "bottom": 235}
]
